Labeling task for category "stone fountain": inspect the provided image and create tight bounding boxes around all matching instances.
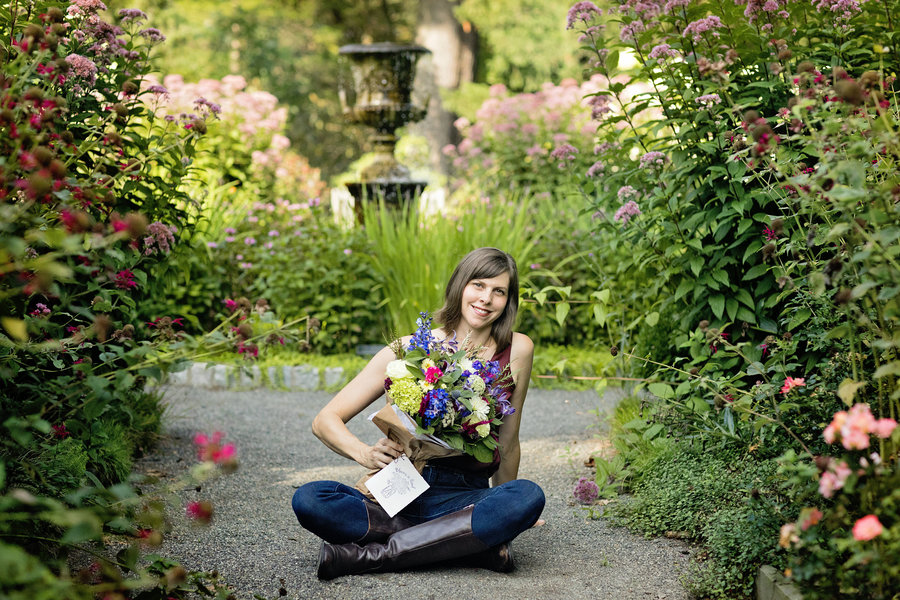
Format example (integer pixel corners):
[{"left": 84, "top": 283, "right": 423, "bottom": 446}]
[{"left": 338, "top": 42, "right": 430, "bottom": 221}]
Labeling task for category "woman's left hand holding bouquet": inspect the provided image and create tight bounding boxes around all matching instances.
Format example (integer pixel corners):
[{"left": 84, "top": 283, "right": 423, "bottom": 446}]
[{"left": 311, "top": 347, "right": 403, "bottom": 469}]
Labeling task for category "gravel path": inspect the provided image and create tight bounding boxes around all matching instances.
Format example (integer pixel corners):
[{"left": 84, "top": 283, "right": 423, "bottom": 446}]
[{"left": 139, "top": 386, "right": 691, "bottom": 599}]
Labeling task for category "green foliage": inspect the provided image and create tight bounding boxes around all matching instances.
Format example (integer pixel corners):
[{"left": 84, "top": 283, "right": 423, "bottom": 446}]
[
  {"left": 454, "top": 0, "right": 582, "bottom": 91},
  {"left": 607, "top": 442, "right": 786, "bottom": 599},
  {"left": 360, "top": 193, "right": 541, "bottom": 335},
  {"left": 35, "top": 438, "right": 89, "bottom": 494},
  {"left": 530, "top": 344, "right": 615, "bottom": 390},
  {"left": 571, "top": 0, "right": 900, "bottom": 584}
]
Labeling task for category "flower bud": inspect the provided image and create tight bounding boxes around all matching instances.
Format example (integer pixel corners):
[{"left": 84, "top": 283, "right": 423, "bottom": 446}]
[
  {"left": 689, "top": 367, "right": 699, "bottom": 376},
  {"left": 24, "top": 86, "right": 44, "bottom": 101},
  {"left": 698, "top": 320, "right": 709, "bottom": 332},
  {"left": 112, "top": 103, "right": 128, "bottom": 121},
  {"left": 48, "top": 7, "right": 65, "bottom": 22},
  {"left": 237, "top": 322, "right": 253, "bottom": 339},
  {"left": 834, "top": 79, "right": 863, "bottom": 105},
  {"left": 28, "top": 171, "right": 52, "bottom": 197},
  {"left": 121, "top": 80, "right": 139, "bottom": 96},
  {"left": 777, "top": 48, "right": 792, "bottom": 61},
  {"left": 49, "top": 159, "right": 66, "bottom": 179},
  {"left": 833, "top": 288, "right": 852, "bottom": 305},
  {"left": 33, "top": 146, "right": 53, "bottom": 167},
  {"left": 797, "top": 61, "right": 815, "bottom": 74},
  {"left": 125, "top": 212, "right": 148, "bottom": 237},
  {"left": 770, "top": 218, "right": 784, "bottom": 234},
  {"left": 23, "top": 24, "right": 44, "bottom": 41},
  {"left": 610, "top": 345, "right": 619, "bottom": 357}
]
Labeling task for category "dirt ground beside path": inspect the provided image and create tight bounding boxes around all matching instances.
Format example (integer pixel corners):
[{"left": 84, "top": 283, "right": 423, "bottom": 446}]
[{"left": 138, "top": 386, "right": 691, "bottom": 600}]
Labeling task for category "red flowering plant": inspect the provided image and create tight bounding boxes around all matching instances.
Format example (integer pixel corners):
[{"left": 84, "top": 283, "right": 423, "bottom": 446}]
[{"left": 0, "top": 2, "right": 264, "bottom": 598}]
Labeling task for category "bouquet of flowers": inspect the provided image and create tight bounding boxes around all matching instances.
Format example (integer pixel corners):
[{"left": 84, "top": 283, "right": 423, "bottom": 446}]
[{"left": 382, "top": 313, "right": 515, "bottom": 463}]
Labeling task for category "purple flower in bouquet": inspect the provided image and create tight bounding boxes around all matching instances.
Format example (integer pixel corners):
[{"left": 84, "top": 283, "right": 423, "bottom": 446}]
[
  {"left": 422, "top": 388, "right": 451, "bottom": 425},
  {"left": 407, "top": 312, "right": 436, "bottom": 354}
]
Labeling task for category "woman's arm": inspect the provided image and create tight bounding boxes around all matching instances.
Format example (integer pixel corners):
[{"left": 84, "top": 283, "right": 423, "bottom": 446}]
[
  {"left": 491, "top": 332, "right": 534, "bottom": 486},
  {"left": 311, "top": 345, "right": 404, "bottom": 470}
]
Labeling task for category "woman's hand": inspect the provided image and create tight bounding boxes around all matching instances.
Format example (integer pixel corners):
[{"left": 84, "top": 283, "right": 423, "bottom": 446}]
[{"left": 357, "top": 437, "right": 403, "bottom": 470}]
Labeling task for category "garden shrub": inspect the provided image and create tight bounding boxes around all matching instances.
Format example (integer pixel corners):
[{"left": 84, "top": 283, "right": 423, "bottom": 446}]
[
  {"left": 0, "top": 2, "right": 253, "bottom": 597},
  {"left": 563, "top": 0, "right": 900, "bottom": 595}
]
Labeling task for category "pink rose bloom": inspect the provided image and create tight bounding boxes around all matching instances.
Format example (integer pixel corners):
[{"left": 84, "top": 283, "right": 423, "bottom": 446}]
[
  {"left": 873, "top": 418, "right": 897, "bottom": 439},
  {"left": 818, "top": 471, "right": 838, "bottom": 498},
  {"left": 780, "top": 376, "right": 806, "bottom": 394},
  {"left": 823, "top": 410, "right": 847, "bottom": 444},
  {"left": 841, "top": 404, "right": 877, "bottom": 450},
  {"left": 852, "top": 515, "right": 883, "bottom": 541}
]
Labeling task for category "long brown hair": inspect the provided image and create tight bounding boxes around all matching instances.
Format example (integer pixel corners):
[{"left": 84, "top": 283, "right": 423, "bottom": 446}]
[{"left": 435, "top": 247, "right": 519, "bottom": 351}]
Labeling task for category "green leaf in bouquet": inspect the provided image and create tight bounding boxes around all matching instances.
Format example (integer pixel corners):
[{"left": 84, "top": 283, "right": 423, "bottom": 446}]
[
  {"left": 482, "top": 437, "right": 498, "bottom": 450},
  {"left": 443, "top": 433, "right": 464, "bottom": 450},
  {"left": 473, "top": 444, "right": 494, "bottom": 463}
]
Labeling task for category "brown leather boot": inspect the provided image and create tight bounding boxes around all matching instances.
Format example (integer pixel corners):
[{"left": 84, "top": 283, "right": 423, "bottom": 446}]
[
  {"left": 354, "top": 501, "right": 413, "bottom": 545},
  {"left": 317, "top": 505, "right": 490, "bottom": 580},
  {"left": 459, "top": 542, "right": 514, "bottom": 572}
]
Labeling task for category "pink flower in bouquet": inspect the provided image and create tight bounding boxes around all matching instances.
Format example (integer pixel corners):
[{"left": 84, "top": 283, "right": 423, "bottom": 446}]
[
  {"left": 852, "top": 515, "right": 883, "bottom": 541},
  {"left": 424, "top": 366, "right": 443, "bottom": 384},
  {"left": 780, "top": 376, "right": 805, "bottom": 394}
]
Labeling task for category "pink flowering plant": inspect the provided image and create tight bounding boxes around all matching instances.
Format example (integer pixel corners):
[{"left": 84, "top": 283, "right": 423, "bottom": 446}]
[{"left": 561, "top": 0, "right": 900, "bottom": 596}]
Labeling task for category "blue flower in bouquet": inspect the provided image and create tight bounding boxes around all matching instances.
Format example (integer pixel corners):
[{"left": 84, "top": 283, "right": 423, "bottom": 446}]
[
  {"left": 407, "top": 312, "right": 436, "bottom": 354},
  {"left": 422, "top": 388, "right": 450, "bottom": 425}
]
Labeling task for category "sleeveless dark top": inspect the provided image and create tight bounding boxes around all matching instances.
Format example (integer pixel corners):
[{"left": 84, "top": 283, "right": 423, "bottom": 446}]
[{"left": 428, "top": 343, "right": 514, "bottom": 479}]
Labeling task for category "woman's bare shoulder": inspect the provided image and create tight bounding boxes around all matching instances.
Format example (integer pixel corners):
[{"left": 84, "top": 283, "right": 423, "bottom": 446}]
[{"left": 510, "top": 332, "right": 534, "bottom": 359}]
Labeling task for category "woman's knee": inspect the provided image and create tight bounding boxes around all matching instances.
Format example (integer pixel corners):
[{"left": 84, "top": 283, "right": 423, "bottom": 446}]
[
  {"left": 291, "top": 481, "right": 333, "bottom": 525},
  {"left": 511, "top": 479, "right": 545, "bottom": 525}
]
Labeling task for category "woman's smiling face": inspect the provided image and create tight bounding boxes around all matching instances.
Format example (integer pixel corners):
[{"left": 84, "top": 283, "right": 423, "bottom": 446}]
[{"left": 459, "top": 272, "right": 510, "bottom": 332}]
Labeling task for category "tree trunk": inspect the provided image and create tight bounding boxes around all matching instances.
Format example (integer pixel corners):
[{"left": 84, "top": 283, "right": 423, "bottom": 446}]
[{"left": 413, "top": 0, "right": 477, "bottom": 177}]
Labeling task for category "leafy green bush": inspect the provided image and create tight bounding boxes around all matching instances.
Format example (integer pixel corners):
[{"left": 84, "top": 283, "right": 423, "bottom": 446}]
[{"left": 607, "top": 442, "right": 786, "bottom": 599}]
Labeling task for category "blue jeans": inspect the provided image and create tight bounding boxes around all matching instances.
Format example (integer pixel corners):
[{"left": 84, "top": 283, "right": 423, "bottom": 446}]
[{"left": 292, "top": 465, "right": 545, "bottom": 548}]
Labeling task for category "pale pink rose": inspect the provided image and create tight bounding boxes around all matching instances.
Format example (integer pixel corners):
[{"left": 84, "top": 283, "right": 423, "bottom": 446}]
[
  {"left": 799, "top": 507, "right": 823, "bottom": 531},
  {"left": 852, "top": 515, "right": 883, "bottom": 541},
  {"left": 818, "top": 471, "right": 838, "bottom": 498},
  {"left": 823, "top": 410, "right": 847, "bottom": 444},
  {"left": 873, "top": 418, "right": 897, "bottom": 438}
]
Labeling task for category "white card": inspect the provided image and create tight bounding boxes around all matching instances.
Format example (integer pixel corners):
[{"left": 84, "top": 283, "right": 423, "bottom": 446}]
[{"left": 365, "top": 454, "right": 429, "bottom": 517}]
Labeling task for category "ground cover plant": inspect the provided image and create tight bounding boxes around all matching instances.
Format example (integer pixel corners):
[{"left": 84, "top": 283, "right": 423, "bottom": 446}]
[{"left": 563, "top": 0, "right": 900, "bottom": 597}]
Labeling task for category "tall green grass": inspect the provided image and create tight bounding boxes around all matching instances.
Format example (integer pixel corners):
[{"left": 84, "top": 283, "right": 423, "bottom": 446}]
[{"left": 361, "top": 194, "right": 542, "bottom": 335}]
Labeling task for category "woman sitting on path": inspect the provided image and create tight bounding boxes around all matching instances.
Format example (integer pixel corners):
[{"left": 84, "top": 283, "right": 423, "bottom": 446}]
[{"left": 291, "top": 247, "right": 545, "bottom": 580}]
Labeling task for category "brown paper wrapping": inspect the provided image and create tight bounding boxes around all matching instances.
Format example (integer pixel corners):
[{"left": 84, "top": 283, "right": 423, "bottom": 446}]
[{"left": 354, "top": 402, "right": 463, "bottom": 499}]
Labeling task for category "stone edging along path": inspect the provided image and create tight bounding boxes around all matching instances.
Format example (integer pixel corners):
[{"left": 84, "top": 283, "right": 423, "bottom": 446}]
[{"left": 163, "top": 361, "right": 348, "bottom": 391}]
